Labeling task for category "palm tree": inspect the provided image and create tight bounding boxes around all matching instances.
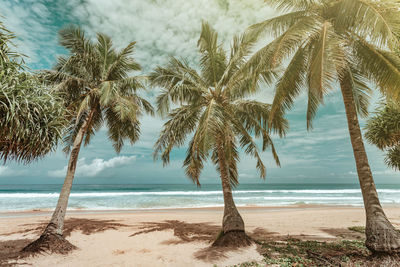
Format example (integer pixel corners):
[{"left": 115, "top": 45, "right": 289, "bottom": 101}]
[
  {"left": 150, "top": 22, "right": 287, "bottom": 247},
  {"left": 365, "top": 101, "right": 400, "bottom": 171},
  {"left": 23, "top": 27, "right": 154, "bottom": 253},
  {"left": 248, "top": 0, "right": 400, "bottom": 253},
  {"left": 1, "top": 20, "right": 66, "bottom": 163}
]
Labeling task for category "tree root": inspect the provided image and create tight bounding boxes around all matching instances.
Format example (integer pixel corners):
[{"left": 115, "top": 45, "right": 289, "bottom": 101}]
[
  {"left": 22, "top": 232, "right": 76, "bottom": 255},
  {"left": 212, "top": 230, "right": 253, "bottom": 247},
  {"left": 366, "top": 220, "right": 400, "bottom": 255}
]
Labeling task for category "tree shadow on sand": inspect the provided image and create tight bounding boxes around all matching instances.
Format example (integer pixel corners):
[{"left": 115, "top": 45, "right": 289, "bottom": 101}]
[
  {"left": 130, "top": 220, "right": 278, "bottom": 262},
  {"left": 0, "top": 218, "right": 129, "bottom": 266},
  {"left": 130, "top": 221, "right": 400, "bottom": 266}
]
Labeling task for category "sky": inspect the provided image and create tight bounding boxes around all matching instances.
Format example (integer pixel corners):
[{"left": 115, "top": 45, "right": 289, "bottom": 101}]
[{"left": 0, "top": 0, "right": 398, "bottom": 185}]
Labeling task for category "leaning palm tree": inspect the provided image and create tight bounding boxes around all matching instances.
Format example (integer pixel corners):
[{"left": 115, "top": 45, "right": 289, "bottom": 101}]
[
  {"left": 150, "top": 22, "right": 287, "bottom": 247},
  {"left": 365, "top": 101, "right": 400, "bottom": 171},
  {"left": 23, "top": 26, "right": 154, "bottom": 253},
  {"left": 248, "top": 0, "right": 400, "bottom": 253},
  {"left": 0, "top": 20, "right": 65, "bottom": 163}
]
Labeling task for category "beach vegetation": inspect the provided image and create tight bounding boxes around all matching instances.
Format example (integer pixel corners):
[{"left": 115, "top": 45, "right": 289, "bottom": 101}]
[
  {"left": 248, "top": 0, "right": 400, "bottom": 254},
  {"left": 23, "top": 26, "right": 154, "bottom": 254},
  {"left": 150, "top": 21, "right": 287, "bottom": 247},
  {"left": 0, "top": 20, "right": 66, "bottom": 163},
  {"left": 365, "top": 101, "right": 400, "bottom": 171}
]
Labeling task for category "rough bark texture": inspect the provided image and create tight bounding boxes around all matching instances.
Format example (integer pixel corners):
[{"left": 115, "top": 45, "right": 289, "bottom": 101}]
[
  {"left": 340, "top": 72, "right": 400, "bottom": 254},
  {"left": 23, "top": 111, "right": 94, "bottom": 254},
  {"left": 212, "top": 138, "right": 252, "bottom": 247}
]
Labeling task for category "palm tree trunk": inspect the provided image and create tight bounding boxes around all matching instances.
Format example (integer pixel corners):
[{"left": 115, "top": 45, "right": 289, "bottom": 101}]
[
  {"left": 212, "top": 136, "right": 252, "bottom": 247},
  {"left": 340, "top": 72, "right": 400, "bottom": 254},
  {"left": 22, "top": 111, "right": 94, "bottom": 253},
  {"left": 217, "top": 141, "right": 245, "bottom": 233},
  {"left": 43, "top": 116, "right": 91, "bottom": 236}
]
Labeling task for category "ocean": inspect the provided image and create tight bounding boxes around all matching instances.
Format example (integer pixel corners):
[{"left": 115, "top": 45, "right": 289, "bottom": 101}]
[{"left": 1, "top": 183, "right": 400, "bottom": 212}]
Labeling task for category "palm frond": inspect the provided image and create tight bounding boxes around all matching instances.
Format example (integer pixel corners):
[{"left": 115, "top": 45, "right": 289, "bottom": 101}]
[
  {"left": 249, "top": 10, "right": 308, "bottom": 38},
  {"left": 365, "top": 102, "right": 400, "bottom": 150},
  {"left": 197, "top": 21, "right": 227, "bottom": 87},
  {"left": 335, "top": 0, "right": 400, "bottom": 48},
  {"left": 264, "top": 0, "right": 322, "bottom": 12},
  {"left": 154, "top": 104, "right": 202, "bottom": 165},
  {"left": 270, "top": 46, "right": 308, "bottom": 127},
  {"left": 346, "top": 66, "right": 372, "bottom": 118},
  {"left": 353, "top": 38, "right": 400, "bottom": 100},
  {"left": 385, "top": 145, "right": 400, "bottom": 171}
]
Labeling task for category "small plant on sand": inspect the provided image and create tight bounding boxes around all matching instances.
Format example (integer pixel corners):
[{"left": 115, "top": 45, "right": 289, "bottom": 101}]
[
  {"left": 348, "top": 226, "right": 366, "bottom": 234},
  {"left": 151, "top": 21, "right": 287, "bottom": 247}
]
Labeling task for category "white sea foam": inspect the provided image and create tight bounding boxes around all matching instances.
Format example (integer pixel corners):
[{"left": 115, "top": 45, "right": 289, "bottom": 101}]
[
  {"left": 1, "top": 187, "right": 400, "bottom": 212},
  {"left": 1, "top": 189, "right": 399, "bottom": 198}
]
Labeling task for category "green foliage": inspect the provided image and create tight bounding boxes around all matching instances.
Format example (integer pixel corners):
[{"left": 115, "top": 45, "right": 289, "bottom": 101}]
[
  {"left": 151, "top": 21, "right": 287, "bottom": 186},
  {"left": 249, "top": 0, "right": 400, "bottom": 129},
  {"left": 348, "top": 226, "right": 366, "bottom": 234},
  {"left": 0, "top": 20, "right": 66, "bottom": 163},
  {"left": 44, "top": 26, "right": 153, "bottom": 155},
  {"left": 249, "top": 238, "right": 367, "bottom": 267},
  {"left": 0, "top": 20, "right": 22, "bottom": 67},
  {"left": 365, "top": 101, "right": 400, "bottom": 170}
]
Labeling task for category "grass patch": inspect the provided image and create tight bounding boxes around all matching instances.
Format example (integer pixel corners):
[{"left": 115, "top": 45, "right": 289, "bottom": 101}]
[
  {"left": 231, "top": 237, "right": 400, "bottom": 266},
  {"left": 348, "top": 226, "right": 365, "bottom": 234},
  {"left": 230, "top": 238, "right": 371, "bottom": 267},
  {"left": 348, "top": 225, "right": 400, "bottom": 234}
]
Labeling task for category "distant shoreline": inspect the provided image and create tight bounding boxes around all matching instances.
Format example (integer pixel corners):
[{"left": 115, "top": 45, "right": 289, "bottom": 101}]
[{"left": 2, "top": 203, "right": 400, "bottom": 218}]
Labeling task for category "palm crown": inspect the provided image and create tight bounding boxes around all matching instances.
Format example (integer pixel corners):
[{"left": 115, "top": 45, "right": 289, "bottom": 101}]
[
  {"left": 247, "top": 0, "right": 400, "bottom": 252},
  {"left": 0, "top": 21, "right": 65, "bottom": 163},
  {"left": 248, "top": 0, "right": 400, "bottom": 129},
  {"left": 44, "top": 27, "right": 154, "bottom": 153},
  {"left": 151, "top": 22, "right": 287, "bottom": 186},
  {"left": 365, "top": 101, "right": 400, "bottom": 170}
]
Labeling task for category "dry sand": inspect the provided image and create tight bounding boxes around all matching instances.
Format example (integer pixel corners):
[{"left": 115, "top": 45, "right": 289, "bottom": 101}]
[{"left": 1, "top": 205, "right": 400, "bottom": 266}]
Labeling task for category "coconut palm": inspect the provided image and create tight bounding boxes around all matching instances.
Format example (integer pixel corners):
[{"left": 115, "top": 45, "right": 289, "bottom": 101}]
[
  {"left": 23, "top": 26, "right": 154, "bottom": 253},
  {"left": 365, "top": 101, "right": 400, "bottom": 170},
  {"left": 0, "top": 21, "right": 65, "bottom": 163},
  {"left": 150, "top": 22, "right": 287, "bottom": 247},
  {"left": 248, "top": 0, "right": 400, "bottom": 253}
]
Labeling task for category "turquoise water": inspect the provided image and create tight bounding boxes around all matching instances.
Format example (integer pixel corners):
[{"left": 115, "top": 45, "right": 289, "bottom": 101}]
[{"left": 1, "top": 184, "right": 400, "bottom": 211}]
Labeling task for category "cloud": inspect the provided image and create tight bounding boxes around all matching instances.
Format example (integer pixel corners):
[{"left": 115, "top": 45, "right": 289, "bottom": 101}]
[
  {"left": 373, "top": 169, "right": 398, "bottom": 176},
  {"left": 1, "top": 0, "right": 64, "bottom": 69},
  {"left": 67, "top": 0, "right": 275, "bottom": 72},
  {"left": 48, "top": 155, "right": 137, "bottom": 178},
  {"left": 0, "top": 166, "right": 11, "bottom": 176}
]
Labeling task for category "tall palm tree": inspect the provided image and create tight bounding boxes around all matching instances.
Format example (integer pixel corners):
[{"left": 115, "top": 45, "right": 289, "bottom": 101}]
[
  {"left": 365, "top": 101, "right": 400, "bottom": 171},
  {"left": 150, "top": 22, "right": 287, "bottom": 247},
  {"left": 0, "top": 20, "right": 66, "bottom": 163},
  {"left": 23, "top": 27, "right": 154, "bottom": 253},
  {"left": 248, "top": 0, "right": 400, "bottom": 253}
]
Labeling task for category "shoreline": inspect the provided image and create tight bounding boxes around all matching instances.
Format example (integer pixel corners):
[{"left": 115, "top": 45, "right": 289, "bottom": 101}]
[{"left": 2, "top": 203, "right": 400, "bottom": 218}]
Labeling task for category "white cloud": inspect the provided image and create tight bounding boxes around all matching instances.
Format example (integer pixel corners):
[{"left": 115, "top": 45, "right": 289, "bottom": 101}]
[
  {"left": 48, "top": 155, "right": 137, "bottom": 178},
  {"left": 373, "top": 169, "right": 398, "bottom": 176},
  {"left": 1, "top": 0, "right": 61, "bottom": 68},
  {"left": 67, "top": 0, "right": 275, "bottom": 72},
  {"left": 0, "top": 166, "right": 11, "bottom": 176}
]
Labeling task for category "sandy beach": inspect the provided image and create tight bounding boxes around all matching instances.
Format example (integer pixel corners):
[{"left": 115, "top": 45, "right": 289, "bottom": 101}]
[{"left": 0, "top": 205, "right": 399, "bottom": 266}]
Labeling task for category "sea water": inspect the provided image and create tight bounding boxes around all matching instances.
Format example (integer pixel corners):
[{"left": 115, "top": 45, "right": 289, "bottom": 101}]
[{"left": 1, "top": 183, "right": 400, "bottom": 212}]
